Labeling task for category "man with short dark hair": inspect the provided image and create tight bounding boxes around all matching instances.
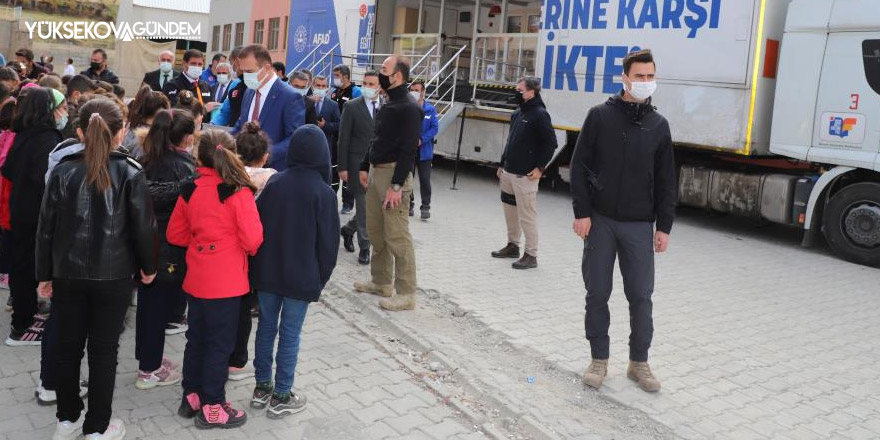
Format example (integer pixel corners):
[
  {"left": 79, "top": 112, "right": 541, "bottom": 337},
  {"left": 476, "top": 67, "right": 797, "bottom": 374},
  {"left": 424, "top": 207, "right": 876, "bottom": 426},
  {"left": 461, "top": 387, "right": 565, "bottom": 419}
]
[
  {"left": 407, "top": 79, "right": 439, "bottom": 220},
  {"left": 289, "top": 71, "right": 316, "bottom": 123},
  {"left": 338, "top": 71, "right": 381, "bottom": 265},
  {"left": 15, "top": 48, "right": 47, "bottom": 80},
  {"left": 80, "top": 48, "right": 119, "bottom": 84},
  {"left": 573, "top": 49, "right": 675, "bottom": 394},
  {"left": 231, "top": 44, "right": 305, "bottom": 171},
  {"left": 201, "top": 53, "right": 226, "bottom": 88},
  {"left": 331, "top": 64, "right": 363, "bottom": 213},
  {"left": 272, "top": 62, "right": 286, "bottom": 82},
  {"left": 491, "top": 76, "right": 557, "bottom": 270},
  {"left": 353, "top": 56, "right": 422, "bottom": 312},
  {"left": 62, "top": 74, "right": 97, "bottom": 139},
  {"left": 142, "top": 50, "right": 179, "bottom": 92},
  {"left": 163, "top": 49, "right": 216, "bottom": 110},
  {"left": 211, "top": 46, "right": 247, "bottom": 126},
  {"left": 310, "top": 75, "right": 341, "bottom": 182}
]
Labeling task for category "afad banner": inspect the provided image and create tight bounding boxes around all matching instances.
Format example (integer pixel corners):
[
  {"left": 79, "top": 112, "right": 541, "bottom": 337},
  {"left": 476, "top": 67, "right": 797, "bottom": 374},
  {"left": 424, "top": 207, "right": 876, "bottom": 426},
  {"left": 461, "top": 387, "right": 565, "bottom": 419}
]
[
  {"left": 286, "top": 0, "right": 376, "bottom": 72},
  {"left": 536, "top": 0, "right": 757, "bottom": 129}
]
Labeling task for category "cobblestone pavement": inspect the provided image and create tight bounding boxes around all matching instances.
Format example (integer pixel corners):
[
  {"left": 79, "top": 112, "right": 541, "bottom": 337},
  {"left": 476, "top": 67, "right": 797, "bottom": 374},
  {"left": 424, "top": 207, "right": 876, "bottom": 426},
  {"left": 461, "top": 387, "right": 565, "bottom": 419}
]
[
  {"left": 332, "top": 163, "right": 880, "bottom": 440},
  {"left": 0, "top": 298, "right": 484, "bottom": 439}
]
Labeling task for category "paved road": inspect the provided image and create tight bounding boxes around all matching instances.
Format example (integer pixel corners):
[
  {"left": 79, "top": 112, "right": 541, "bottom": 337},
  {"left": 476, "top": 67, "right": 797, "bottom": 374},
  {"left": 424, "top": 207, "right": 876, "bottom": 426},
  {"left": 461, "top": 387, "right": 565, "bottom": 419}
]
[
  {"left": 0, "top": 300, "right": 482, "bottom": 439},
  {"left": 364, "top": 161, "right": 880, "bottom": 440}
]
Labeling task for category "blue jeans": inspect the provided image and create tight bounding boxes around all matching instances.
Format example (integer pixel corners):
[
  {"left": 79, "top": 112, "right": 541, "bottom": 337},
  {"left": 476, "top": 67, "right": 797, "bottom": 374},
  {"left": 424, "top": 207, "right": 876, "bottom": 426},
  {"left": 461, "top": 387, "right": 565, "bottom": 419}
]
[{"left": 254, "top": 291, "right": 309, "bottom": 395}]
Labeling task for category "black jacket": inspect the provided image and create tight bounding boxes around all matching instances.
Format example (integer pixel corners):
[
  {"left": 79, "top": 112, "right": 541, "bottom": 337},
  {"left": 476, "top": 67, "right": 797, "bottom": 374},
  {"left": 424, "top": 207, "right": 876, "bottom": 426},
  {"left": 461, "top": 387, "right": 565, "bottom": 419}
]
[
  {"left": 360, "top": 86, "right": 422, "bottom": 185},
  {"left": 501, "top": 95, "right": 557, "bottom": 175},
  {"left": 1, "top": 127, "right": 63, "bottom": 226},
  {"left": 36, "top": 151, "right": 158, "bottom": 281},
  {"left": 144, "top": 149, "right": 195, "bottom": 282},
  {"left": 570, "top": 93, "right": 677, "bottom": 233},
  {"left": 80, "top": 68, "right": 120, "bottom": 85},
  {"left": 142, "top": 68, "right": 181, "bottom": 92},
  {"left": 226, "top": 80, "right": 248, "bottom": 127},
  {"left": 251, "top": 125, "right": 339, "bottom": 302},
  {"left": 162, "top": 74, "right": 213, "bottom": 107}
]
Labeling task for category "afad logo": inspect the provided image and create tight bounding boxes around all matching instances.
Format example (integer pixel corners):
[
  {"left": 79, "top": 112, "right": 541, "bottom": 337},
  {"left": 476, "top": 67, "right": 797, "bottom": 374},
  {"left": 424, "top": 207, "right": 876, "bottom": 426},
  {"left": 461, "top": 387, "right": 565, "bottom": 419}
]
[{"left": 829, "top": 116, "right": 858, "bottom": 138}]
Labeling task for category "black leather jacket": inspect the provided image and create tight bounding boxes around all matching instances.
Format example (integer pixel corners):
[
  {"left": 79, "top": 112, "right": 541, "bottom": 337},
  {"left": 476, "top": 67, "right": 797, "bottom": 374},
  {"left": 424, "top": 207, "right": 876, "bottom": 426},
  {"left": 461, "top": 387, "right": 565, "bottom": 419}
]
[{"left": 36, "top": 151, "right": 158, "bottom": 281}]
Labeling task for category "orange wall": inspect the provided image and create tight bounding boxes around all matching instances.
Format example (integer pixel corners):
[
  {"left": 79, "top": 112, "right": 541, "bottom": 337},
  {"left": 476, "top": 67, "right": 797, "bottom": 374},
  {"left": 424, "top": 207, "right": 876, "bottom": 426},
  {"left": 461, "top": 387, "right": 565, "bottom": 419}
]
[{"left": 250, "top": 0, "right": 289, "bottom": 66}]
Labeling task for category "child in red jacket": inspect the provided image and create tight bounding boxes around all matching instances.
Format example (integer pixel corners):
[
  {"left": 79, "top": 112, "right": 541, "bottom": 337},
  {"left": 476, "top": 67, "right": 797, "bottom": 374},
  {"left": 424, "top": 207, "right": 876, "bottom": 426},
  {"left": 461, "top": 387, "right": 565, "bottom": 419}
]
[{"left": 167, "top": 130, "right": 263, "bottom": 429}]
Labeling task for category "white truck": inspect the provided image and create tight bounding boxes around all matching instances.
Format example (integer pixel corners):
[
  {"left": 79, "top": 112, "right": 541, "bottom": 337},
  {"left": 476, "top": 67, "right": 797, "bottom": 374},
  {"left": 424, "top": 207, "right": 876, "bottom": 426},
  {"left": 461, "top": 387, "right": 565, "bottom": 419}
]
[{"left": 432, "top": 0, "right": 880, "bottom": 267}]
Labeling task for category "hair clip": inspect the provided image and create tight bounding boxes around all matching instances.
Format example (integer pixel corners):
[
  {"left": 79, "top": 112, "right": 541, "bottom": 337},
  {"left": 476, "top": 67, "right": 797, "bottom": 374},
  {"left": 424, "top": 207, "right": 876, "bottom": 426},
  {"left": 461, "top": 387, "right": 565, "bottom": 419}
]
[
  {"left": 215, "top": 144, "right": 223, "bottom": 151},
  {"left": 89, "top": 112, "right": 102, "bottom": 121}
]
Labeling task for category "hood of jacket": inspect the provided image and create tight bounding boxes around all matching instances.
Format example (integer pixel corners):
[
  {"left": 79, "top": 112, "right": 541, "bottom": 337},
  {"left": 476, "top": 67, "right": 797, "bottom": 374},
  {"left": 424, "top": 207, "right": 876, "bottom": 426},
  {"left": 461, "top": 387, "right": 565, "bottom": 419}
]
[
  {"left": 286, "top": 124, "right": 331, "bottom": 183},
  {"left": 607, "top": 91, "right": 655, "bottom": 123}
]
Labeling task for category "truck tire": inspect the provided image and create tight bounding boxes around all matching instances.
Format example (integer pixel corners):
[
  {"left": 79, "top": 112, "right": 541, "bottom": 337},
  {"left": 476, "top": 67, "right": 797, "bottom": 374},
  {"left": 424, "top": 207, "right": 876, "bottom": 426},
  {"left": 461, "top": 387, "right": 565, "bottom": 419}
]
[{"left": 823, "top": 182, "right": 880, "bottom": 267}]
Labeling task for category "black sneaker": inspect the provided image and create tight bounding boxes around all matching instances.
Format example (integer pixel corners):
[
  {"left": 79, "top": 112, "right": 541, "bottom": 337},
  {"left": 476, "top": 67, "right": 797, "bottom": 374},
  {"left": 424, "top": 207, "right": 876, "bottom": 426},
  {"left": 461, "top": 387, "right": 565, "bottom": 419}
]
[
  {"left": 420, "top": 206, "right": 430, "bottom": 220},
  {"left": 358, "top": 249, "right": 371, "bottom": 265},
  {"left": 250, "top": 382, "right": 273, "bottom": 409},
  {"left": 341, "top": 227, "right": 355, "bottom": 253},
  {"left": 267, "top": 392, "right": 307, "bottom": 419},
  {"left": 5, "top": 326, "right": 43, "bottom": 346},
  {"left": 512, "top": 254, "right": 538, "bottom": 270},
  {"left": 491, "top": 243, "right": 521, "bottom": 259}
]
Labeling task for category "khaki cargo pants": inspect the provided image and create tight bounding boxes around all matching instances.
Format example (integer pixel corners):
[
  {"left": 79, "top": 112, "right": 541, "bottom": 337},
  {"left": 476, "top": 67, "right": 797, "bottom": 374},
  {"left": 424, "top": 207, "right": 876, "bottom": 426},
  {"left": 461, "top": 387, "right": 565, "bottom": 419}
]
[
  {"left": 365, "top": 164, "right": 418, "bottom": 295},
  {"left": 500, "top": 170, "right": 540, "bottom": 257}
]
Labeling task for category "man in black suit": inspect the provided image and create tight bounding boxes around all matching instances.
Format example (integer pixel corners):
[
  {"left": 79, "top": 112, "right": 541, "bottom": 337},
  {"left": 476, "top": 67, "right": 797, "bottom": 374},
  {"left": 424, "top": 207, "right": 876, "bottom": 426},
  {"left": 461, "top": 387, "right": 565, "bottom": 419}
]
[
  {"left": 162, "top": 49, "right": 217, "bottom": 111},
  {"left": 289, "top": 70, "right": 317, "bottom": 124},
  {"left": 211, "top": 61, "right": 232, "bottom": 102},
  {"left": 141, "top": 50, "right": 179, "bottom": 92}
]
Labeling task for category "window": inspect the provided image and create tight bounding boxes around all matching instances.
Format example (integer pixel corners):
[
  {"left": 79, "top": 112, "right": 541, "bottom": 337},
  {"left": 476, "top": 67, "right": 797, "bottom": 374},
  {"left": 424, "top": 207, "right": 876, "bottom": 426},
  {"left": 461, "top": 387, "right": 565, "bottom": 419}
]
[
  {"left": 268, "top": 17, "right": 280, "bottom": 51},
  {"left": 506, "top": 16, "right": 521, "bottom": 33},
  {"left": 864, "top": 40, "right": 880, "bottom": 95},
  {"left": 234, "top": 22, "right": 245, "bottom": 47},
  {"left": 222, "top": 24, "right": 232, "bottom": 51},
  {"left": 283, "top": 16, "right": 288, "bottom": 50},
  {"left": 212, "top": 25, "right": 221, "bottom": 51},
  {"left": 528, "top": 15, "right": 540, "bottom": 33},
  {"left": 253, "top": 20, "right": 264, "bottom": 45}
]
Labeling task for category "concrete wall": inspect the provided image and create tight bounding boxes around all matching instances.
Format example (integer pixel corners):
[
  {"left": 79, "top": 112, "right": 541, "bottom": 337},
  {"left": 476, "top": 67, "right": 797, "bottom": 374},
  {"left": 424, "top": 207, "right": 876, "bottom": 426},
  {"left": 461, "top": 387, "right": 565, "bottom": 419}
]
[
  {"left": 208, "top": 0, "right": 252, "bottom": 59},
  {"left": 251, "top": 0, "right": 289, "bottom": 65}
]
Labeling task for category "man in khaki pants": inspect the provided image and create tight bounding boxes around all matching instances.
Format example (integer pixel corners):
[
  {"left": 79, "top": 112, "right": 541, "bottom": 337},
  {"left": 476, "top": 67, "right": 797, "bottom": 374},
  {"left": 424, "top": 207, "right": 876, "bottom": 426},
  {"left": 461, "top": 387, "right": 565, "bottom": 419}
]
[
  {"left": 491, "top": 77, "right": 557, "bottom": 269},
  {"left": 354, "top": 55, "right": 422, "bottom": 311}
]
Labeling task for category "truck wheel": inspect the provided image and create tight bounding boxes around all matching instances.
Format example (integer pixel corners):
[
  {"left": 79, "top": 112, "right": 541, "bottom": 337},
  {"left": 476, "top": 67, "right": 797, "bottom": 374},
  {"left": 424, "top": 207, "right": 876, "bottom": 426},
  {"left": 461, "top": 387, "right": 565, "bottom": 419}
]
[{"left": 823, "top": 182, "right": 880, "bottom": 267}]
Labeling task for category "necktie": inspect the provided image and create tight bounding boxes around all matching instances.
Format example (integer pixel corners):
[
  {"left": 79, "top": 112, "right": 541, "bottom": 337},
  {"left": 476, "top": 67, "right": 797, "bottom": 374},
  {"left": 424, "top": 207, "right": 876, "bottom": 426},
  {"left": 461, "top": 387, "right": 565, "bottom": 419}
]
[
  {"left": 317, "top": 100, "right": 322, "bottom": 115},
  {"left": 194, "top": 83, "right": 204, "bottom": 105},
  {"left": 218, "top": 85, "right": 225, "bottom": 101},
  {"left": 371, "top": 101, "right": 377, "bottom": 119},
  {"left": 161, "top": 73, "right": 168, "bottom": 89},
  {"left": 251, "top": 90, "right": 262, "bottom": 122}
]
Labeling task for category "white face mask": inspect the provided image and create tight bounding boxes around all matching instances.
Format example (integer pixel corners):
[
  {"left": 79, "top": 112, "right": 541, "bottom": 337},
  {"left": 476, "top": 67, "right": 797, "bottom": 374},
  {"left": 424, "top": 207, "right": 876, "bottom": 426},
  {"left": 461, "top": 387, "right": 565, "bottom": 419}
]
[
  {"left": 333, "top": 78, "right": 343, "bottom": 88},
  {"left": 292, "top": 86, "right": 307, "bottom": 96},
  {"left": 362, "top": 87, "right": 378, "bottom": 100},
  {"left": 187, "top": 65, "right": 203, "bottom": 79},
  {"left": 244, "top": 67, "right": 265, "bottom": 90},
  {"left": 626, "top": 79, "right": 657, "bottom": 101},
  {"left": 217, "top": 74, "right": 229, "bottom": 85},
  {"left": 159, "top": 61, "right": 173, "bottom": 73},
  {"left": 312, "top": 88, "right": 327, "bottom": 99},
  {"left": 409, "top": 91, "right": 421, "bottom": 102}
]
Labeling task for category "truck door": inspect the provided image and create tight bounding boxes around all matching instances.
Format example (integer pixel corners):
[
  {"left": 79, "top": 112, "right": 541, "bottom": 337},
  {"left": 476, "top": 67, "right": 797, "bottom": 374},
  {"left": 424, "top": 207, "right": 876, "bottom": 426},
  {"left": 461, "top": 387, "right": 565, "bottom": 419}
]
[{"left": 809, "top": 34, "right": 880, "bottom": 169}]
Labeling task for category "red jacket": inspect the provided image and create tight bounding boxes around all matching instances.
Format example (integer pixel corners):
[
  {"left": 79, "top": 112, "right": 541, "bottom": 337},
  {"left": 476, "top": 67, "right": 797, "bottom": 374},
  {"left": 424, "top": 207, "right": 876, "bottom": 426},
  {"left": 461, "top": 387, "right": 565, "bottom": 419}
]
[{"left": 167, "top": 167, "right": 263, "bottom": 299}]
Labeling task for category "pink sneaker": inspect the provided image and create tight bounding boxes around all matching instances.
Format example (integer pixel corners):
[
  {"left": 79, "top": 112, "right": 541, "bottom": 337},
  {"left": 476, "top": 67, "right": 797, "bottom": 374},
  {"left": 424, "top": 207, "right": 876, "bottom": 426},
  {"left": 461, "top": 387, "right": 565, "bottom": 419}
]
[
  {"left": 195, "top": 403, "right": 247, "bottom": 429},
  {"left": 178, "top": 392, "right": 201, "bottom": 419},
  {"left": 135, "top": 365, "right": 181, "bottom": 390}
]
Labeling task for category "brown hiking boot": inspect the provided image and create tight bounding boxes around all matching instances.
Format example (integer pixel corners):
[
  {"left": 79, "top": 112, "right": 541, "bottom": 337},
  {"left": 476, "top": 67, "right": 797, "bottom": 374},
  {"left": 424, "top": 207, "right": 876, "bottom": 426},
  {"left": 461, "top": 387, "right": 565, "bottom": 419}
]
[
  {"left": 491, "top": 243, "right": 520, "bottom": 259},
  {"left": 353, "top": 281, "right": 393, "bottom": 298},
  {"left": 379, "top": 293, "right": 416, "bottom": 311},
  {"left": 582, "top": 359, "right": 608, "bottom": 389},
  {"left": 627, "top": 361, "right": 661, "bottom": 392},
  {"left": 512, "top": 254, "right": 537, "bottom": 269}
]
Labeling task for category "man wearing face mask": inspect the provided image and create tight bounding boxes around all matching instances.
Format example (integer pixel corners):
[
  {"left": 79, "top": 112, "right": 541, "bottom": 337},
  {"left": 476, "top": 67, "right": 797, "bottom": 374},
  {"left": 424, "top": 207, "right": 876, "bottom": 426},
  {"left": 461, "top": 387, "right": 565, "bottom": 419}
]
[
  {"left": 80, "top": 48, "right": 119, "bottom": 84},
  {"left": 162, "top": 49, "right": 217, "bottom": 111},
  {"left": 211, "top": 62, "right": 233, "bottom": 103},
  {"left": 289, "top": 71, "right": 316, "bottom": 124},
  {"left": 142, "top": 50, "right": 180, "bottom": 92},
  {"left": 311, "top": 75, "right": 341, "bottom": 190},
  {"left": 492, "top": 76, "right": 557, "bottom": 270},
  {"left": 330, "top": 65, "right": 362, "bottom": 213},
  {"left": 572, "top": 49, "right": 675, "bottom": 394},
  {"left": 353, "top": 56, "right": 422, "bottom": 312},
  {"left": 231, "top": 44, "right": 304, "bottom": 171},
  {"left": 338, "top": 71, "right": 381, "bottom": 265},
  {"left": 211, "top": 46, "right": 246, "bottom": 127}
]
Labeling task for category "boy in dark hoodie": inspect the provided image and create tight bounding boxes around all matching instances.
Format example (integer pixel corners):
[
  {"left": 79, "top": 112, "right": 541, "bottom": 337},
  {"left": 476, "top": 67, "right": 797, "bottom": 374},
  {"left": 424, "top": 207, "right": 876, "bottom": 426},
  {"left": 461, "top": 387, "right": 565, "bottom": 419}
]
[{"left": 249, "top": 125, "right": 340, "bottom": 419}]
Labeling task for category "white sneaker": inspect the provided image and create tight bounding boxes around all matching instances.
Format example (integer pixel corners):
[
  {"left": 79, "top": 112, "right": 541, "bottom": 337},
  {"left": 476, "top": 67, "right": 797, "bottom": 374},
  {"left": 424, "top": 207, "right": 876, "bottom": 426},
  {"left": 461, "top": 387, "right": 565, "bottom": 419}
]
[
  {"left": 228, "top": 366, "right": 255, "bottom": 381},
  {"left": 37, "top": 380, "right": 89, "bottom": 405},
  {"left": 84, "top": 418, "right": 125, "bottom": 440},
  {"left": 135, "top": 365, "right": 181, "bottom": 390},
  {"left": 52, "top": 417, "right": 84, "bottom": 440}
]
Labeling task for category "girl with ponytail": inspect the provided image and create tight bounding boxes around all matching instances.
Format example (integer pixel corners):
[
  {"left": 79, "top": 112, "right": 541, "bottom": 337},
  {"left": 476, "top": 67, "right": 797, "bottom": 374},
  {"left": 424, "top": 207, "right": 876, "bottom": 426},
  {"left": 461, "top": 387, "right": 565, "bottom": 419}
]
[
  {"left": 166, "top": 129, "right": 262, "bottom": 429},
  {"left": 36, "top": 97, "right": 158, "bottom": 439},
  {"left": 133, "top": 108, "right": 197, "bottom": 391}
]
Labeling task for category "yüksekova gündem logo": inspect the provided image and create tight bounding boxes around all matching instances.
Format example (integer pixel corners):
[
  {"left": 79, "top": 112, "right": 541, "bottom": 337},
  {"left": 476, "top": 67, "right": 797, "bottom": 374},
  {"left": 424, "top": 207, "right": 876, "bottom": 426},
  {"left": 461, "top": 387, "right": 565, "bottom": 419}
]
[{"left": 26, "top": 21, "right": 201, "bottom": 42}]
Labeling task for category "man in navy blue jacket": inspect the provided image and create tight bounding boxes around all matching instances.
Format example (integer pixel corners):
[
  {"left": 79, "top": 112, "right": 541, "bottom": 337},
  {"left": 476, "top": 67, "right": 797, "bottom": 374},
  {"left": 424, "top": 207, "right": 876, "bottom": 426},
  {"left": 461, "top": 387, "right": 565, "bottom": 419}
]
[
  {"left": 249, "top": 125, "right": 340, "bottom": 418},
  {"left": 231, "top": 45, "right": 305, "bottom": 171}
]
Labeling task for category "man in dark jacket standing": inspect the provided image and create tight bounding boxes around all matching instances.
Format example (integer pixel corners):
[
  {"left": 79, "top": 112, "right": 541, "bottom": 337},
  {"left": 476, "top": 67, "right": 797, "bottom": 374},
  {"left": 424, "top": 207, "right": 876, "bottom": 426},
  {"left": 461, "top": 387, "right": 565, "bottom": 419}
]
[
  {"left": 571, "top": 49, "right": 676, "bottom": 394},
  {"left": 491, "top": 76, "right": 557, "bottom": 270},
  {"left": 353, "top": 56, "right": 422, "bottom": 312},
  {"left": 250, "top": 125, "right": 339, "bottom": 418},
  {"left": 80, "top": 49, "right": 119, "bottom": 85}
]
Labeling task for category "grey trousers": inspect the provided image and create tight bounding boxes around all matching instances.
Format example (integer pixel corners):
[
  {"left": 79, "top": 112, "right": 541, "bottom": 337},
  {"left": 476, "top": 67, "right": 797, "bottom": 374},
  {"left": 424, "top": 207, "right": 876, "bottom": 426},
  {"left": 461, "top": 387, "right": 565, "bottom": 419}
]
[
  {"left": 343, "top": 156, "right": 370, "bottom": 251},
  {"left": 582, "top": 213, "right": 655, "bottom": 362}
]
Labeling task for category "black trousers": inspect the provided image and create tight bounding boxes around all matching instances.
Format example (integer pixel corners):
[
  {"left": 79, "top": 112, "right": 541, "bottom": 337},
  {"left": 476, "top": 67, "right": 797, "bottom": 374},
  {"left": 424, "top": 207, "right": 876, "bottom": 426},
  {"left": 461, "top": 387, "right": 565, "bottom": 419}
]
[
  {"left": 136, "top": 280, "right": 184, "bottom": 371},
  {"left": 53, "top": 278, "right": 132, "bottom": 435},
  {"left": 229, "top": 290, "right": 256, "bottom": 368},
  {"left": 10, "top": 222, "right": 38, "bottom": 332},
  {"left": 40, "top": 301, "right": 58, "bottom": 389},
  {"left": 410, "top": 159, "right": 432, "bottom": 210},
  {"left": 582, "top": 213, "right": 655, "bottom": 362},
  {"left": 182, "top": 295, "right": 240, "bottom": 404},
  {"left": 166, "top": 283, "right": 187, "bottom": 325}
]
